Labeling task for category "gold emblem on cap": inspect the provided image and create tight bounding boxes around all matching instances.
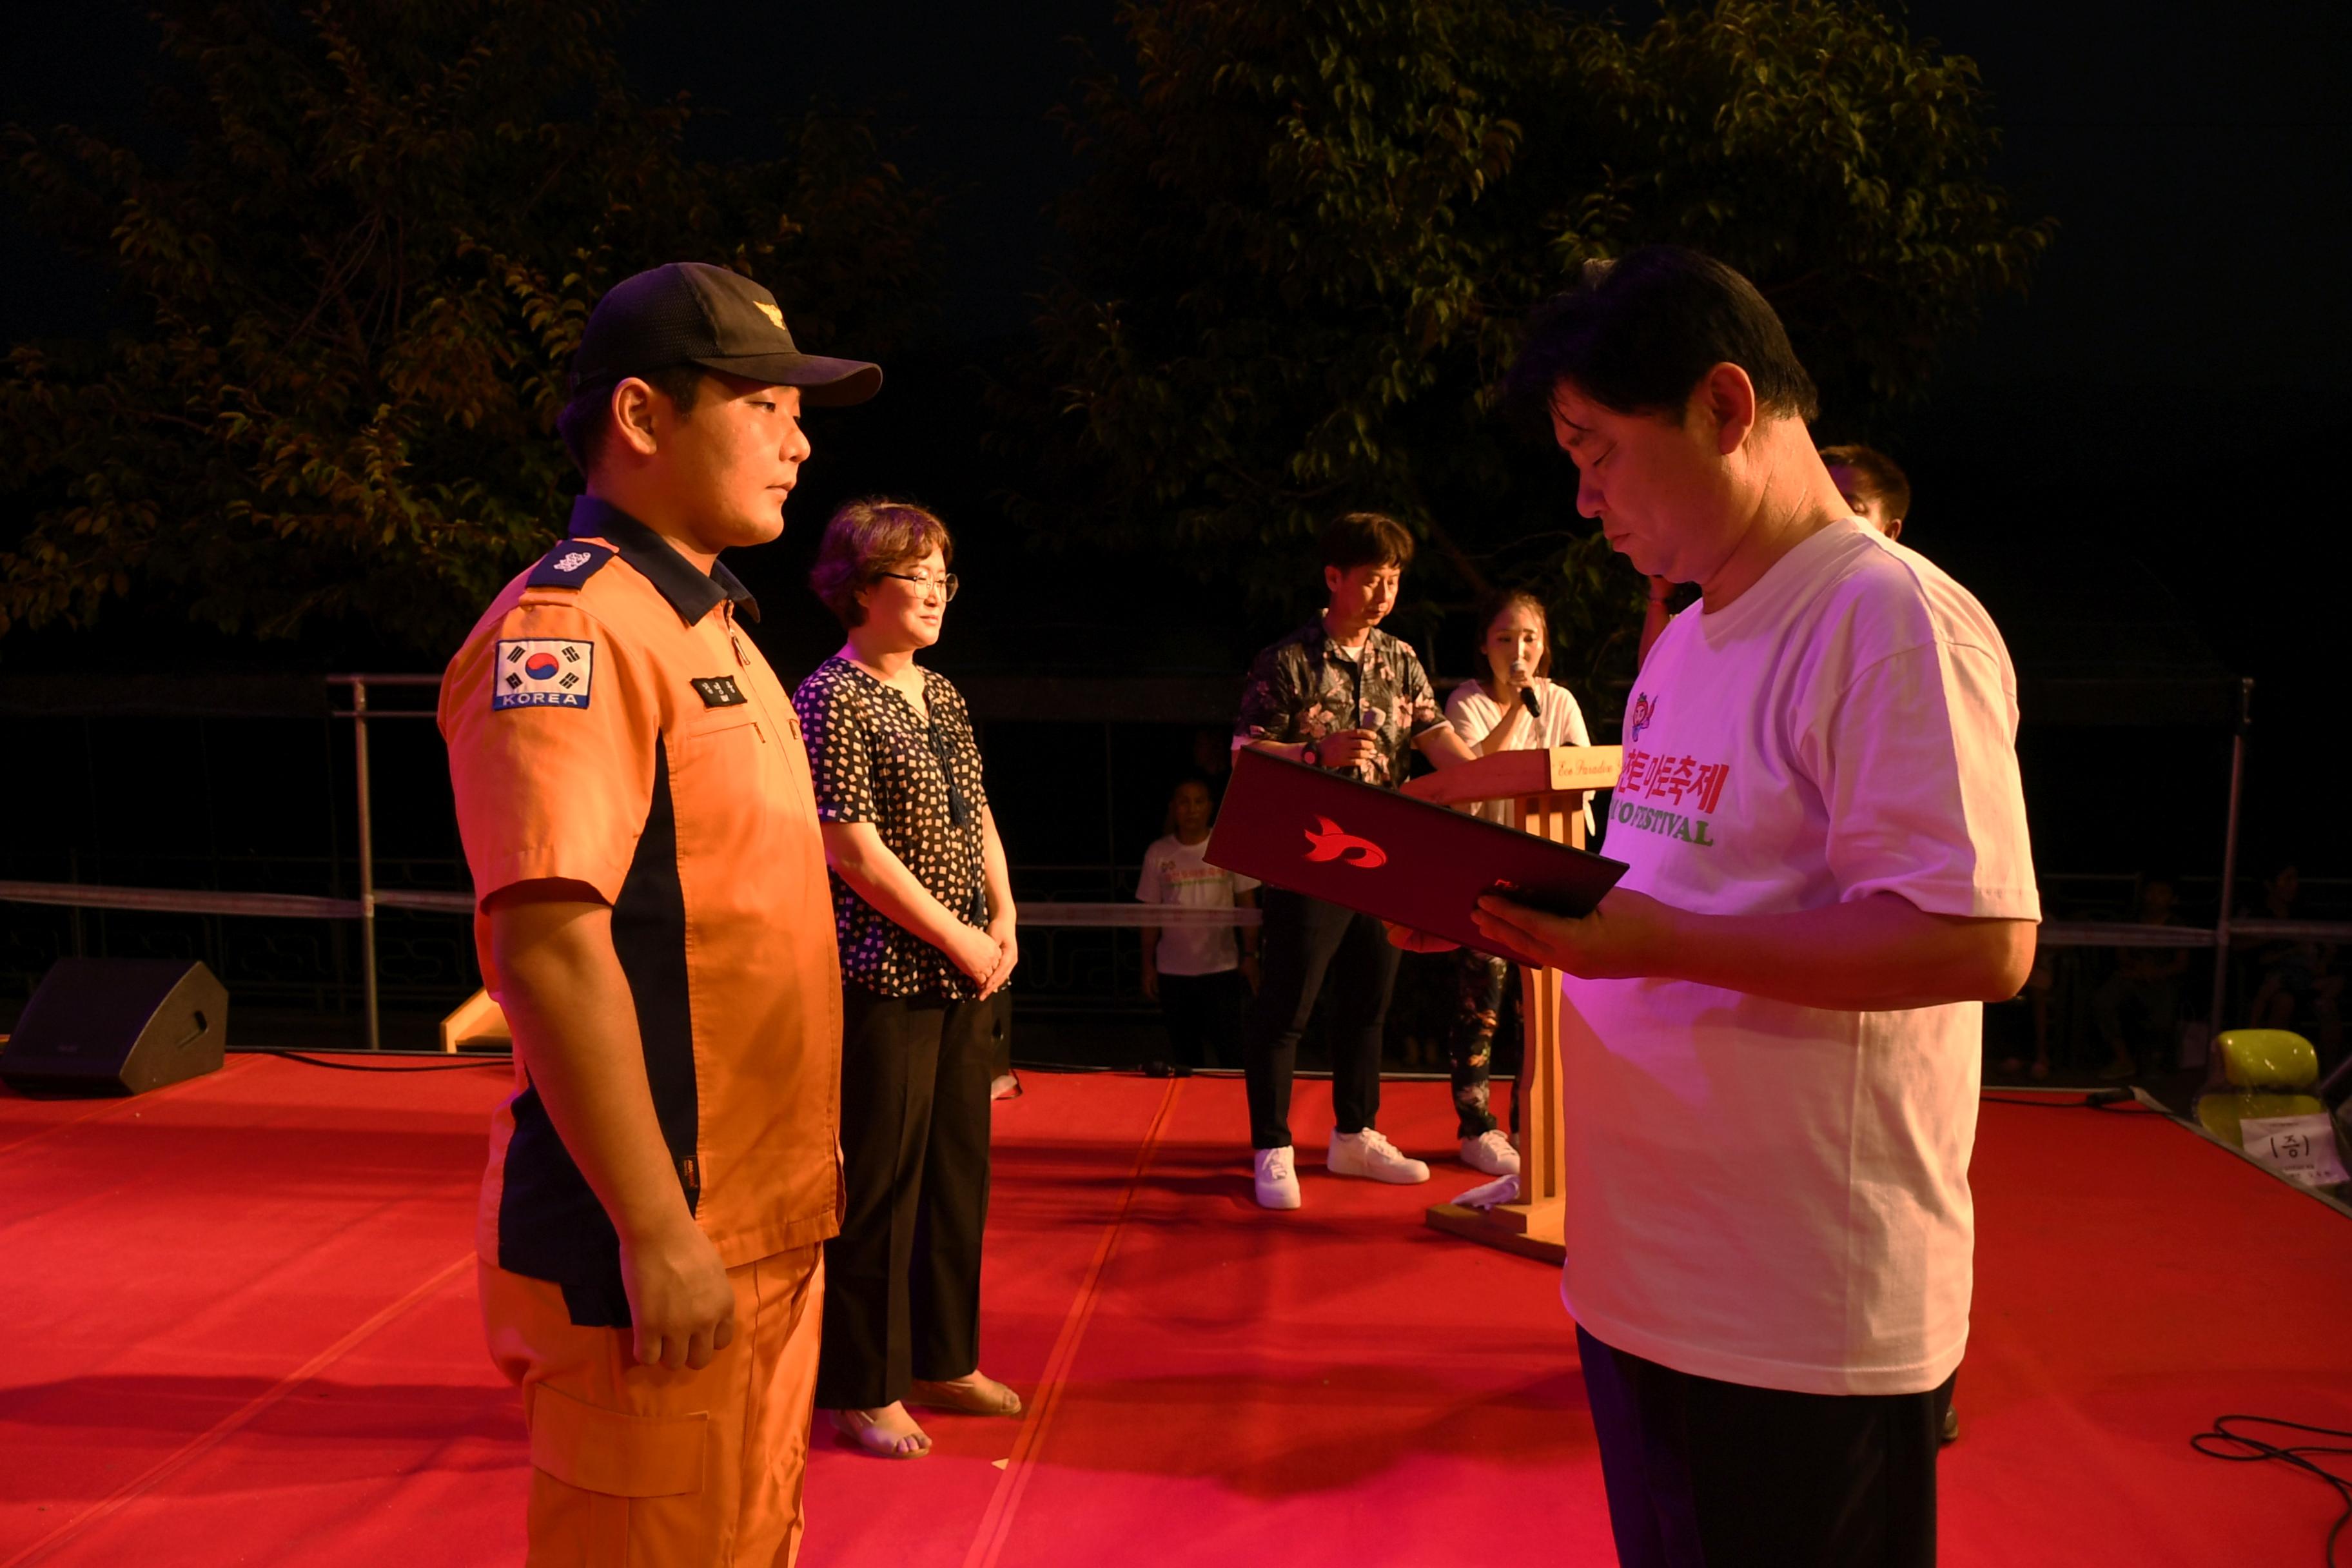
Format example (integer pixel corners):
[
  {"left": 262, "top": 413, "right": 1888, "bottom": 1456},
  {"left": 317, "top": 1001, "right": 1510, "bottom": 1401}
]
[{"left": 755, "top": 301, "right": 787, "bottom": 333}]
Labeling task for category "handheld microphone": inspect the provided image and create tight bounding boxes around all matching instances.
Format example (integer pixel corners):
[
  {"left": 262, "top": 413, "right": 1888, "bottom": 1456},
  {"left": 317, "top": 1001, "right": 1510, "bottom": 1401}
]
[{"left": 1511, "top": 658, "right": 1542, "bottom": 721}]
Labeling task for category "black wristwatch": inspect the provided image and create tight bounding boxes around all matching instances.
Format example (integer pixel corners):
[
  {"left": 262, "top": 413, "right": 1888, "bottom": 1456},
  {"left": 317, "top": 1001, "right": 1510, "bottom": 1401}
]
[{"left": 1300, "top": 740, "right": 1321, "bottom": 768}]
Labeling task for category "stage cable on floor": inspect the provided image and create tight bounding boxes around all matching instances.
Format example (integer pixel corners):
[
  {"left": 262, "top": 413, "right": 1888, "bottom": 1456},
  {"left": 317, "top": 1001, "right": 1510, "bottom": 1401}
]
[
  {"left": 256, "top": 1050, "right": 508, "bottom": 1073},
  {"left": 2190, "top": 1414, "right": 2352, "bottom": 1567},
  {"left": 1006, "top": 1060, "right": 1451, "bottom": 1081},
  {"left": 1980, "top": 1088, "right": 2159, "bottom": 1113}
]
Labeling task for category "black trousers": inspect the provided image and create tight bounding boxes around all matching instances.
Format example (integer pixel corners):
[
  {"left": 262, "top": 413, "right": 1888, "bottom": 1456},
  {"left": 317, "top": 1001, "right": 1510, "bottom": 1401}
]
[
  {"left": 1577, "top": 1324, "right": 1951, "bottom": 1568},
  {"left": 1156, "top": 968, "right": 1248, "bottom": 1070},
  {"left": 1239, "top": 888, "right": 1402, "bottom": 1150},
  {"left": 815, "top": 985, "right": 996, "bottom": 1409}
]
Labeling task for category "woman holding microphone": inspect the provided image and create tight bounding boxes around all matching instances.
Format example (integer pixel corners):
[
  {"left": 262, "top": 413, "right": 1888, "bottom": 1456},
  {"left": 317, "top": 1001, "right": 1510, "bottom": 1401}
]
[
  {"left": 1442, "top": 588, "right": 1592, "bottom": 1177},
  {"left": 794, "top": 498, "right": 1022, "bottom": 1460}
]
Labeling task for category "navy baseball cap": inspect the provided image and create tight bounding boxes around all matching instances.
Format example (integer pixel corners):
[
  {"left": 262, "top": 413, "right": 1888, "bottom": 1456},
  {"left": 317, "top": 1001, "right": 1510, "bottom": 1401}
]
[{"left": 570, "top": 262, "right": 881, "bottom": 407}]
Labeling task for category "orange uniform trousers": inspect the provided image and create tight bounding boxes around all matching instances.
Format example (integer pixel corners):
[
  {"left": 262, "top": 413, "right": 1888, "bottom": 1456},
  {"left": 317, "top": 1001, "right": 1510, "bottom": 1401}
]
[{"left": 482, "top": 1245, "right": 825, "bottom": 1567}]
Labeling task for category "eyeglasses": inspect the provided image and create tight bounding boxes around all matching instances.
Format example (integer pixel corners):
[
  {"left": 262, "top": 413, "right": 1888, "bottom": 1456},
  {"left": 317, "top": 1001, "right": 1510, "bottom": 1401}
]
[{"left": 879, "top": 570, "right": 959, "bottom": 602}]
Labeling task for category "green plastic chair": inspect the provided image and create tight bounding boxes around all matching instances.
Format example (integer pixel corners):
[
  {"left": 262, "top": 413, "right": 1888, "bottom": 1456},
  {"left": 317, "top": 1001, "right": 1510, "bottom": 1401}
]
[{"left": 2195, "top": 1028, "right": 2328, "bottom": 1147}]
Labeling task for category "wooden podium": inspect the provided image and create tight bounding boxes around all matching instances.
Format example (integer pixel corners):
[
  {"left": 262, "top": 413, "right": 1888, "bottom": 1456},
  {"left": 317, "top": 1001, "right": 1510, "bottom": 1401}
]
[{"left": 1402, "top": 744, "right": 1621, "bottom": 1264}]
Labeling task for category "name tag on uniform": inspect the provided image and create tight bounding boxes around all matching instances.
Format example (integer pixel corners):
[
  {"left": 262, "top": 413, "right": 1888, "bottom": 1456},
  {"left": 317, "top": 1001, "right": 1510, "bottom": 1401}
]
[
  {"left": 493, "top": 639, "right": 594, "bottom": 709},
  {"left": 691, "top": 676, "right": 748, "bottom": 709}
]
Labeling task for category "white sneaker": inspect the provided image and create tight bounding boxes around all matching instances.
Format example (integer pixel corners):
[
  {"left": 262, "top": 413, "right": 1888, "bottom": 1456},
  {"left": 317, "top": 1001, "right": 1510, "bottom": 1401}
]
[
  {"left": 1253, "top": 1146, "right": 1302, "bottom": 1210},
  {"left": 1326, "top": 1128, "right": 1430, "bottom": 1185},
  {"left": 1460, "top": 1130, "right": 1522, "bottom": 1177}
]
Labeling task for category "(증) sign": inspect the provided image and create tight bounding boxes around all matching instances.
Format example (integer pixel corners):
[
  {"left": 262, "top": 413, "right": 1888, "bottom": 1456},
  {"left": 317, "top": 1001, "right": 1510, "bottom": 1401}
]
[{"left": 2237, "top": 1113, "right": 2350, "bottom": 1188}]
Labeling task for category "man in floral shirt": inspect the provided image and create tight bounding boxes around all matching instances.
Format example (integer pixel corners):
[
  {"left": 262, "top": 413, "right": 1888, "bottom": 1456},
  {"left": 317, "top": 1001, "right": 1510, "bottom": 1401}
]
[{"left": 1232, "top": 511, "right": 1478, "bottom": 1208}]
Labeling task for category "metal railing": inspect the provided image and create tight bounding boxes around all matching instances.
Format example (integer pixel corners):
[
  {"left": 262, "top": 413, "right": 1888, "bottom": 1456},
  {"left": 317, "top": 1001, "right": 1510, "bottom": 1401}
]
[
  {"left": 329, "top": 675, "right": 446, "bottom": 1048},
  {"left": 5, "top": 671, "right": 2345, "bottom": 1051},
  {"left": 2035, "top": 918, "right": 2352, "bottom": 950},
  {"left": 0, "top": 674, "right": 1272, "bottom": 1045}
]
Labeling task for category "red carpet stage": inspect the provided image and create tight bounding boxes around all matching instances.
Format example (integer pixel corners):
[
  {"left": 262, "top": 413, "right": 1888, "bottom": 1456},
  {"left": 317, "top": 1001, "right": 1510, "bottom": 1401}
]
[{"left": 3, "top": 1055, "right": 2347, "bottom": 1566}]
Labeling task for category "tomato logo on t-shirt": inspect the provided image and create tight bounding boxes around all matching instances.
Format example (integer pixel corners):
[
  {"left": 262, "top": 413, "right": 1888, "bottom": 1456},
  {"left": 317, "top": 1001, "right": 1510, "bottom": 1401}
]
[{"left": 1627, "top": 691, "right": 1657, "bottom": 743}]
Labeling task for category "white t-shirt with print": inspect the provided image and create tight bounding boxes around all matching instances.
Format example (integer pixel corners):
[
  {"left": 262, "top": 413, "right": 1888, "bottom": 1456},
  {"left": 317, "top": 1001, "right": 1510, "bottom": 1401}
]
[
  {"left": 1136, "top": 835, "right": 1261, "bottom": 976},
  {"left": 1444, "top": 678, "right": 1594, "bottom": 827},
  {"left": 1558, "top": 520, "right": 2040, "bottom": 1397}
]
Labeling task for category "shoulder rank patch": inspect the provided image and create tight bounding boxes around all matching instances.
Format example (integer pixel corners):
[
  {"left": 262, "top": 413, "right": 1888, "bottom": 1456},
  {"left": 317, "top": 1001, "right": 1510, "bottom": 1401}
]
[
  {"left": 527, "top": 540, "right": 615, "bottom": 589},
  {"left": 493, "top": 638, "right": 595, "bottom": 709},
  {"left": 691, "top": 676, "right": 748, "bottom": 709}
]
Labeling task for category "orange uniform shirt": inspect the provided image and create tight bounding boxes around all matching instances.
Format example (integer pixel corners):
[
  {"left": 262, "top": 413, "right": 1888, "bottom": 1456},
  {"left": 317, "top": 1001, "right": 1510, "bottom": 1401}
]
[{"left": 440, "top": 496, "right": 843, "bottom": 1326}]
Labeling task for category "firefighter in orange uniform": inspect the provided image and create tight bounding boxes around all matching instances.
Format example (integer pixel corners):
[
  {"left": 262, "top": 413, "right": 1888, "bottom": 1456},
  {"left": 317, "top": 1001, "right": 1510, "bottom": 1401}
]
[{"left": 438, "top": 262, "right": 879, "bottom": 1564}]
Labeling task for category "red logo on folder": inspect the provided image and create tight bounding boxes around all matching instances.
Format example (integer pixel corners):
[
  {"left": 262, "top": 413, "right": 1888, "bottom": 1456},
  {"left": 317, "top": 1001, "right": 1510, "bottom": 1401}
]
[{"left": 1302, "top": 816, "right": 1389, "bottom": 870}]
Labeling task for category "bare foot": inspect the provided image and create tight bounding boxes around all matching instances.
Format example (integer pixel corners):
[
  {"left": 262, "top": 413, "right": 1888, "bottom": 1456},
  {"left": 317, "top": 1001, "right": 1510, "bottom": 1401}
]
[{"left": 830, "top": 1402, "right": 932, "bottom": 1458}]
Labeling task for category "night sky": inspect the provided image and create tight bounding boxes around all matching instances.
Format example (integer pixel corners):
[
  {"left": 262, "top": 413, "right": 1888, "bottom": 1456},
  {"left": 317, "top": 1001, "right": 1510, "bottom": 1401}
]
[{"left": 6, "top": 1, "right": 2349, "bottom": 881}]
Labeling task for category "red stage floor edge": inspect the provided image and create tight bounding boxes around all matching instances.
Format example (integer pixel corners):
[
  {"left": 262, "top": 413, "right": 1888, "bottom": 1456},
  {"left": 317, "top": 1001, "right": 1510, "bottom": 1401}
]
[{"left": 2, "top": 1056, "right": 2347, "bottom": 1567}]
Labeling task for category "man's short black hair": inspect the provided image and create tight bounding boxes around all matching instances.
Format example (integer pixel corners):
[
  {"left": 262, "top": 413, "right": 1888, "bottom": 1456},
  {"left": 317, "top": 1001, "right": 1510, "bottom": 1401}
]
[
  {"left": 1319, "top": 511, "right": 1416, "bottom": 573},
  {"left": 1509, "top": 246, "right": 1819, "bottom": 426},
  {"left": 1819, "top": 443, "right": 1912, "bottom": 524},
  {"left": 555, "top": 363, "right": 710, "bottom": 477}
]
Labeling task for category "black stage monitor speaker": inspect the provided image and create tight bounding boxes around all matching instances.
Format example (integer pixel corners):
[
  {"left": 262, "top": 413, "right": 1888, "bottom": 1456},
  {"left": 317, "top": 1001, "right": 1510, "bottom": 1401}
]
[{"left": 0, "top": 958, "right": 229, "bottom": 1097}]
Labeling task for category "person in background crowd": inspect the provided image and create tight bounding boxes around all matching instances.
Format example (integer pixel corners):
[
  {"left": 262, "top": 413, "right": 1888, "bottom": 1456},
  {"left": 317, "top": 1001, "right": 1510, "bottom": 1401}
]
[
  {"left": 1438, "top": 246, "right": 2037, "bottom": 1565},
  {"left": 1822, "top": 443, "right": 1912, "bottom": 542},
  {"left": 440, "top": 261, "right": 879, "bottom": 1564},
  {"left": 2244, "top": 864, "right": 2342, "bottom": 1063},
  {"left": 1641, "top": 442, "right": 1914, "bottom": 666},
  {"left": 1137, "top": 776, "right": 1260, "bottom": 1073},
  {"left": 1819, "top": 434, "right": 1968, "bottom": 1442},
  {"left": 795, "top": 499, "right": 1023, "bottom": 1461},
  {"left": 1233, "top": 511, "right": 1481, "bottom": 1210},
  {"left": 1440, "top": 587, "right": 1594, "bottom": 1177},
  {"left": 2093, "top": 877, "right": 2190, "bottom": 1081}
]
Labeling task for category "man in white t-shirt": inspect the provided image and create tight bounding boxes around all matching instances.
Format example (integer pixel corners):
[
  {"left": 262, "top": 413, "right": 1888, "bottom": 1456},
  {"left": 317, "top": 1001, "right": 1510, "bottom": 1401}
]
[{"left": 1433, "top": 247, "right": 2039, "bottom": 1567}]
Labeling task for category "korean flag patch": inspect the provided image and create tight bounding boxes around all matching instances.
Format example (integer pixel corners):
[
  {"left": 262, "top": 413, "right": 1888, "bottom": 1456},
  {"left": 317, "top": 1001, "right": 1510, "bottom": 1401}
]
[{"left": 493, "top": 638, "right": 596, "bottom": 710}]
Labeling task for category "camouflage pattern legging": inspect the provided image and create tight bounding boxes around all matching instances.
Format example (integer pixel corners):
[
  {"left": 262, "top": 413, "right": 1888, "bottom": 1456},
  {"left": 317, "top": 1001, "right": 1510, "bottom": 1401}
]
[{"left": 1447, "top": 948, "right": 1523, "bottom": 1140}]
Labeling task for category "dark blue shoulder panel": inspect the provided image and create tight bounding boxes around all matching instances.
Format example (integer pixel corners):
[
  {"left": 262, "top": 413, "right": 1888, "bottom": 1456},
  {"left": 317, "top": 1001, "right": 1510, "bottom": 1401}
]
[{"left": 527, "top": 540, "right": 616, "bottom": 590}]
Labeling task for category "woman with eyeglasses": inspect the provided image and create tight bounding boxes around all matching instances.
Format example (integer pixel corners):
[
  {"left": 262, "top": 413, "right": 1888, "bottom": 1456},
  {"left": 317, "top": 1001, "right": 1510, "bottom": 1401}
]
[{"left": 793, "top": 498, "right": 1022, "bottom": 1460}]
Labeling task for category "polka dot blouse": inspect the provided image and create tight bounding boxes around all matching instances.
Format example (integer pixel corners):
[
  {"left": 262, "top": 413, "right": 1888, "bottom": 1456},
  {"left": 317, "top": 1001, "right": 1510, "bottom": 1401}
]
[{"left": 792, "top": 656, "right": 992, "bottom": 999}]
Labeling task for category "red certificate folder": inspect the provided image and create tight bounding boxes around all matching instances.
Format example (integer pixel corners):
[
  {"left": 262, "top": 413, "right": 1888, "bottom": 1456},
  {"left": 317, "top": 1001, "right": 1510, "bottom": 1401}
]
[{"left": 1205, "top": 746, "right": 1627, "bottom": 958}]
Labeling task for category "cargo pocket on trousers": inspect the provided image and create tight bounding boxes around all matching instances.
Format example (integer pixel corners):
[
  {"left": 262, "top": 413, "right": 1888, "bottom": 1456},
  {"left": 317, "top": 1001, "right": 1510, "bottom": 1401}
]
[{"left": 527, "top": 1382, "right": 710, "bottom": 1563}]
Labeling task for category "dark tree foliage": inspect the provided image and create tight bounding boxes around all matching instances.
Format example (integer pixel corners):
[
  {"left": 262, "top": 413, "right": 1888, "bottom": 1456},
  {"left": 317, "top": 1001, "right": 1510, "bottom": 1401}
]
[
  {"left": 0, "top": 0, "right": 937, "bottom": 657},
  {"left": 1016, "top": 0, "right": 2049, "bottom": 708}
]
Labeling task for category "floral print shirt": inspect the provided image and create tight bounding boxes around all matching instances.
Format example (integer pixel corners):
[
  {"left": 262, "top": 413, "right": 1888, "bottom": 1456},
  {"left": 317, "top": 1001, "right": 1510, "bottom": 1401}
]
[
  {"left": 793, "top": 657, "right": 992, "bottom": 999},
  {"left": 1233, "top": 622, "right": 1447, "bottom": 788}
]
